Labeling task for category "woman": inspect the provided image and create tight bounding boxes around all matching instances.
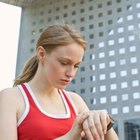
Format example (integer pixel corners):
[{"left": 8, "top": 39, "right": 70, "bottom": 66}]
[{"left": 0, "top": 24, "right": 119, "bottom": 140}]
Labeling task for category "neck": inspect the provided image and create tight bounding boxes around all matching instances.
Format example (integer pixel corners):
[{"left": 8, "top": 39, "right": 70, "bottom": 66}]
[{"left": 28, "top": 78, "right": 58, "bottom": 97}]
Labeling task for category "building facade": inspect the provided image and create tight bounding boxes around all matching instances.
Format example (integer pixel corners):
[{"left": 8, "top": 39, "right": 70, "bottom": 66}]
[{"left": 1, "top": 0, "right": 140, "bottom": 139}]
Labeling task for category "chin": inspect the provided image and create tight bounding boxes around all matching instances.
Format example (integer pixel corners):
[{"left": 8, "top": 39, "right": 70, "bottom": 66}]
[{"left": 57, "top": 85, "right": 67, "bottom": 90}]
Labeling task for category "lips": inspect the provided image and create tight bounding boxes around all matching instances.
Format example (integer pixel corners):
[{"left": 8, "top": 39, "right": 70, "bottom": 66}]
[{"left": 61, "top": 79, "right": 71, "bottom": 84}]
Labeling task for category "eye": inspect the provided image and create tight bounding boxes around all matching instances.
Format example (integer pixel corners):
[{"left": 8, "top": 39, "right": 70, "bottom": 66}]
[
  {"left": 60, "top": 61, "right": 68, "bottom": 65},
  {"left": 74, "top": 65, "right": 80, "bottom": 68}
]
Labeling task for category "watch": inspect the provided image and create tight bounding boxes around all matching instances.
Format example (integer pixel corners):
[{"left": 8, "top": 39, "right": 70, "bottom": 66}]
[{"left": 107, "top": 115, "right": 115, "bottom": 131}]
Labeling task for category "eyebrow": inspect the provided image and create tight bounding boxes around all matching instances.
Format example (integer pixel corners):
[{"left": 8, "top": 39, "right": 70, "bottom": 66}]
[{"left": 58, "top": 57, "right": 82, "bottom": 64}]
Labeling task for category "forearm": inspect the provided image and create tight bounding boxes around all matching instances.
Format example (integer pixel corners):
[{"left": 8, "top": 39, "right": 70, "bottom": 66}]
[
  {"left": 55, "top": 134, "right": 69, "bottom": 140},
  {"left": 105, "top": 128, "right": 119, "bottom": 140},
  {"left": 55, "top": 132, "right": 81, "bottom": 140},
  {"left": 55, "top": 126, "right": 81, "bottom": 140}
]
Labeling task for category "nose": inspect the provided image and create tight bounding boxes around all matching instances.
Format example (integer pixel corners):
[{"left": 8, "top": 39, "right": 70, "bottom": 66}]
[{"left": 66, "top": 67, "right": 76, "bottom": 78}]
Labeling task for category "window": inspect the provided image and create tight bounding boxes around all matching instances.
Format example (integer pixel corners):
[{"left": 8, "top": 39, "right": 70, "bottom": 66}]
[
  {"left": 109, "top": 50, "right": 115, "bottom": 56},
  {"left": 118, "top": 37, "right": 125, "bottom": 43},
  {"left": 99, "top": 42, "right": 105, "bottom": 48},
  {"left": 80, "top": 66, "right": 85, "bottom": 71},
  {"left": 121, "top": 82, "right": 128, "bottom": 89},
  {"left": 80, "top": 77, "right": 85, "bottom": 83},
  {"left": 99, "top": 63, "right": 106, "bottom": 69},
  {"left": 107, "top": 1, "right": 112, "bottom": 6},
  {"left": 100, "top": 97, "right": 107, "bottom": 104},
  {"left": 127, "top": 15, "right": 133, "bottom": 21},
  {"left": 80, "top": 26, "right": 85, "bottom": 31},
  {"left": 132, "top": 80, "right": 139, "bottom": 87},
  {"left": 90, "top": 64, "right": 95, "bottom": 70},
  {"left": 128, "top": 25, "right": 134, "bottom": 31},
  {"left": 90, "top": 54, "right": 95, "bottom": 60},
  {"left": 117, "top": 17, "right": 123, "bottom": 23},
  {"left": 98, "top": 22, "right": 103, "bottom": 27},
  {"left": 99, "top": 74, "right": 106, "bottom": 80},
  {"left": 133, "top": 92, "right": 140, "bottom": 99},
  {"left": 127, "top": 5, "right": 132, "bottom": 11},
  {"left": 129, "top": 46, "right": 136, "bottom": 52},
  {"left": 80, "top": 89, "right": 85, "bottom": 94},
  {"left": 136, "top": 2, "right": 140, "bottom": 8},
  {"left": 108, "top": 29, "right": 114, "bottom": 35},
  {"left": 89, "top": 6, "right": 93, "bottom": 10},
  {"left": 120, "top": 59, "right": 126, "bottom": 65},
  {"left": 100, "top": 85, "right": 106, "bottom": 92},
  {"left": 91, "top": 87, "right": 96, "bottom": 93},
  {"left": 108, "top": 40, "right": 114, "bottom": 46},
  {"left": 131, "top": 68, "right": 138, "bottom": 75},
  {"left": 107, "top": 10, "right": 112, "bottom": 15},
  {"left": 120, "top": 70, "right": 127, "bottom": 77},
  {"left": 128, "top": 35, "right": 135, "bottom": 41},
  {"left": 110, "top": 83, "right": 117, "bottom": 90},
  {"left": 118, "top": 27, "right": 124, "bottom": 33},
  {"left": 123, "top": 106, "right": 129, "bottom": 113},
  {"left": 130, "top": 57, "right": 137, "bottom": 63},
  {"left": 98, "top": 3, "right": 102, "bottom": 8},
  {"left": 90, "top": 98, "right": 96, "bottom": 104},
  {"left": 108, "top": 20, "right": 113, "bottom": 24},
  {"left": 71, "top": 79, "right": 76, "bottom": 84},
  {"left": 117, "top": 7, "right": 122, "bottom": 12},
  {"left": 89, "top": 24, "right": 94, "bottom": 29},
  {"left": 111, "top": 95, "right": 117, "bottom": 102},
  {"left": 109, "top": 61, "right": 116, "bottom": 67},
  {"left": 90, "top": 75, "right": 96, "bottom": 81},
  {"left": 98, "top": 13, "right": 103, "bottom": 17},
  {"left": 122, "top": 94, "right": 128, "bottom": 101},
  {"left": 99, "top": 52, "right": 105, "bottom": 58},
  {"left": 80, "top": 8, "right": 85, "bottom": 13},
  {"left": 111, "top": 108, "right": 118, "bottom": 115},
  {"left": 110, "top": 72, "right": 116, "bottom": 78},
  {"left": 134, "top": 105, "right": 140, "bottom": 112}
]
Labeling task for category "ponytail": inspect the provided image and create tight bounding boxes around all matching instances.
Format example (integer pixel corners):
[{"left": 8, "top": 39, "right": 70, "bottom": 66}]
[
  {"left": 14, "top": 24, "right": 87, "bottom": 86},
  {"left": 13, "top": 56, "right": 38, "bottom": 86}
]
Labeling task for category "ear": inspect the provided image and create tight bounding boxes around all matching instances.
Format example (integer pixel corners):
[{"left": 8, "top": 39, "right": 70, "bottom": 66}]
[{"left": 36, "top": 46, "right": 46, "bottom": 64}]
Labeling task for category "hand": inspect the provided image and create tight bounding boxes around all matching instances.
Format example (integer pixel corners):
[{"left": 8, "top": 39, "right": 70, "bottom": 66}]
[
  {"left": 81, "top": 110, "right": 109, "bottom": 140},
  {"left": 55, "top": 112, "right": 90, "bottom": 140}
]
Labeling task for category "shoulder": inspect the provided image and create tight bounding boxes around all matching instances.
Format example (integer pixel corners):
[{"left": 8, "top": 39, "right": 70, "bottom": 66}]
[
  {"left": 0, "top": 86, "right": 22, "bottom": 110},
  {"left": 0, "top": 86, "right": 20, "bottom": 99},
  {"left": 64, "top": 90, "right": 89, "bottom": 114}
]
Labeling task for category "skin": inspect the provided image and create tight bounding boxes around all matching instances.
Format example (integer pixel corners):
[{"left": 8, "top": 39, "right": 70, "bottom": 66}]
[{"left": 0, "top": 42, "right": 119, "bottom": 140}]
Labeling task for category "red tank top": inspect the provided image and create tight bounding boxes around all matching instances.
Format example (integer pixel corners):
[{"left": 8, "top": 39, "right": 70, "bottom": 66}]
[{"left": 17, "top": 83, "right": 76, "bottom": 140}]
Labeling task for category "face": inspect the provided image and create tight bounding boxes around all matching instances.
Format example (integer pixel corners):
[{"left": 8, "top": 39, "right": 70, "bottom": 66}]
[{"left": 39, "top": 43, "right": 84, "bottom": 89}]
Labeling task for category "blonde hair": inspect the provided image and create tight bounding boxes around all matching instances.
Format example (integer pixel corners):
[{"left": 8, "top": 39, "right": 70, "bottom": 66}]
[{"left": 14, "top": 24, "right": 87, "bottom": 86}]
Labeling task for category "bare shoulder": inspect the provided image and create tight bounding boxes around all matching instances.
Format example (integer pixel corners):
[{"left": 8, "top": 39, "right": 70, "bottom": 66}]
[
  {"left": 0, "top": 87, "right": 22, "bottom": 108},
  {"left": 66, "top": 90, "right": 82, "bottom": 99},
  {"left": 65, "top": 90, "right": 89, "bottom": 113},
  {"left": 0, "top": 86, "right": 20, "bottom": 98}
]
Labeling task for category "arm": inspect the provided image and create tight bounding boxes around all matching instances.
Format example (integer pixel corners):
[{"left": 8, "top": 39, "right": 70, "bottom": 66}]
[
  {"left": 0, "top": 88, "right": 18, "bottom": 140},
  {"left": 105, "top": 128, "right": 119, "bottom": 140},
  {"left": 70, "top": 92, "right": 119, "bottom": 140},
  {"left": 55, "top": 112, "right": 89, "bottom": 140}
]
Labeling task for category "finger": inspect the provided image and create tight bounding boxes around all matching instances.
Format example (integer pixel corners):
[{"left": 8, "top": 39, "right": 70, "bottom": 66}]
[
  {"left": 88, "top": 113, "right": 100, "bottom": 140},
  {"left": 100, "top": 111, "right": 108, "bottom": 134},
  {"left": 81, "top": 131, "right": 85, "bottom": 138},
  {"left": 94, "top": 112, "right": 104, "bottom": 140},
  {"left": 82, "top": 119, "right": 94, "bottom": 140},
  {"left": 77, "top": 112, "right": 89, "bottom": 127}
]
